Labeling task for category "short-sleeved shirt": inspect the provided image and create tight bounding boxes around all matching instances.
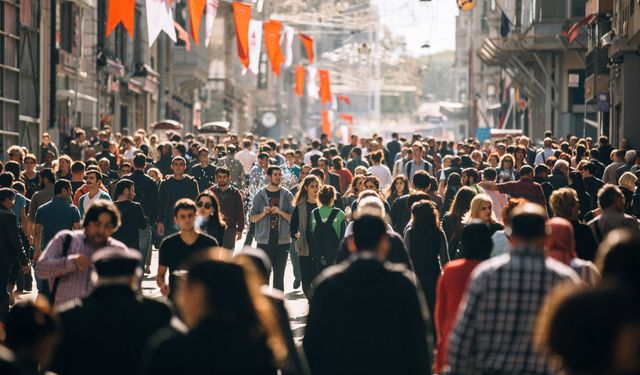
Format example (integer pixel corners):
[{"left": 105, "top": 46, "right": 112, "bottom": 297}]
[
  {"left": 159, "top": 233, "right": 218, "bottom": 296},
  {"left": 35, "top": 196, "right": 81, "bottom": 248}
]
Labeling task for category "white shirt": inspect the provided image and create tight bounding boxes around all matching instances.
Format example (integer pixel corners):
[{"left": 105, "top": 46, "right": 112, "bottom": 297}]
[
  {"left": 368, "top": 164, "right": 393, "bottom": 190},
  {"left": 235, "top": 149, "right": 256, "bottom": 174},
  {"left": 83, "top": 191, "right": 104, "bottom": 216},
  {"left": 303, "top": 149, "right": 323, "bottom": 165},
  {"left": 123, "top": 147, "right": 138, "bottom": 161}
]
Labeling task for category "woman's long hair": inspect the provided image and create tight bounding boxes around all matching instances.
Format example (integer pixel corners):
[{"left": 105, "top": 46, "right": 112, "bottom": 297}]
[
  {"left": 463, "top": 194, "right": 499, "bottom": 224},
  {"left": 345, "top": 175, "right": 365, "bottom": 198},
  {"left": 292, "top": 175, "right": 320, "bottom": 206},
  {"left": 411, "top": 200, "right": 441, "bottom": 233},
  {"left": 196, "top": 191, "right": 227, "bottom": 228},
  {"left": 386, "top": 175, "right": 410, "bottom": 200},
  {"left": 448, "top": 187, "right": 478, "bottom": 228},
  {"left": 364, "top": 175, "right": 386, "bottom": 200}
]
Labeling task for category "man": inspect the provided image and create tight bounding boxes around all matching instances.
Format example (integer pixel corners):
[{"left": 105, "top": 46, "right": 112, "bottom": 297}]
[
  {"left": 519, "top": 136, "right": 538, "bottom": 165},
  {"left": 480, "top": 165, "right": 547, "bottom": 207},
  {"left": 386, "top": 132, "right": 401, "bottom": 169},
  {"left": 123, "top": 154, "right": 159, "bottom": 271},
  {"left": 28, "top": 168, "right": 55, "bottom": 223},
  {"left": 304, "top": 139, "right": 324, "bottom": 165},
  {"left": 534, "top": 137, "right": 555, "bottom": 165},
  {"left": 67, "top": 128, "right": 87, "bottom": 161},
  {"left": 304, "top": 213, "right": 432, "bottom": 375},
  {"left": 33, "top": 180, "right": 81, "bottom": 262},
  {"left": 548, "top": 159, "right": 569, "bottom": 190},
  {"left": 191, "top": 147, "right": 217, "bottom": 192},
  {"left": 579, "top": 161, "right": 605, "bottom": 210},
  {"left": 77, "top": 170, "right": 112, "bottom": 218},
  {"left": 112, "top": 179, "right": 147, "bottom": 252},
  {"left": 235, "top": 139, "right": 256, "bottom": 175},
  {"left": 69, "top": 160, "right": 86, "bottom": 194},
  {"left": 390, "top": 170, "right": 431, "bottom": 234},
  {"left": 447, "top": 203, "right": 579, "bottom": 375},
  {"left": 157, "top": 199, "right": 217, "bottom": 299},
  {"left": 282, "top": 150, "right": 301, "bottom": 181},
  {"left": 317, "top": 157, "right": 341, "bottom": 193},
  {"left": 603, "top": 149, "right": 625, "bottom": 184},
  {"left": 346, "top": 147, "right": 369, "bottom": 174},
  {"left": 121, "top": 136, "right": 138, "bottom": 162},
  {"left": 95, "top": 141, "right": 117, "bottom": 171},
  {"left": 341, "top": 135, "right": 359, "bottom": 161},
  {"left": 35, "top": 201, "right": 128, "bottom": 306},
  {"left": 39, "top": 132, "right": 59, "bottom": 163},
  {"left": 249, "top": 152, "right": 270, "bottom": 186},
  {"left": 217, "top": 144, "right": 245, "bottom": 187},
  {"left": 588, "top": 184, "right": 640, "bottom": 243},
  {"left": 250, "top": 166, "right": 294, "bottom": 291},
  {"left": 588, "top": 149, "right": 606, "bottom": 179},
  {"left": 157, "top": 156, "right": 199, "bottom": 238},
  {"left": 616, "top": 149, "right": 637, "bottom": 182},
  {"left": 51, "top": 249, "right": 172, "bottom": 375},
  {"left": 0, "top": 188, "right": 28, "bottom": 322},
  {"left": 210, "top": 167, "right": 245, "bottom": 250},
  {"left": 403, "top": 142, "right": 434, "bottom": 181},
  {"left": 596, "top": 135, "right": 613, "bottom": 165},
  {"left": 461, "top": 167, "right": 484, "bottom": 193}
]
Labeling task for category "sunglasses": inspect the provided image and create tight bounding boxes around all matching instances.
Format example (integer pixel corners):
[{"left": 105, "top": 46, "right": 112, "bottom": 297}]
[{"left": 196, "top": 201, "right": 212, "bottom": 209}]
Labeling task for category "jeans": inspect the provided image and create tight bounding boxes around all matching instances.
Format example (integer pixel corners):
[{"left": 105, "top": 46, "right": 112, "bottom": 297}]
[
  {"left": 139, "top": 224, "right": 152, "bottom": 266},
  {"left": 289, "top": 240, "right": 301, "bottom": 281},
  {"left": 222, "top": 227, "right": 237, "bottom": 251},
  {"left": 257, "top": 243, "right": 289, "bottom": 291}
]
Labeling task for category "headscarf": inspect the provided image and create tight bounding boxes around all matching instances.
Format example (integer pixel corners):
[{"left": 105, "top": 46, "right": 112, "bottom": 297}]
[{"left": 545, "top": 217, "right": 576, "bottom": 265}]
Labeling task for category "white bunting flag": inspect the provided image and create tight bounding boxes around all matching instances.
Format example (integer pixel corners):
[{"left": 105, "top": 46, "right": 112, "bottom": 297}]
[
  {"left": 205, "top": 0, "right": 219, "bottom": 47},
  {"left": 146, "top": 0, "right": 177, "bottom": 47},
  {"left": 246, "top": 20, "right": 263, "bottom": 75},
  {"left": 307, "top": 66, "right": 319, "bottom": 100},
  {"left": 283, "top": 26, "right": 295, "bottom": 68}
]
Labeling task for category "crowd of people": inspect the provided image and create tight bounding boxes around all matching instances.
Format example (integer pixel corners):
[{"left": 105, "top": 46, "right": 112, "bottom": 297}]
[{"left": 0, "top": 126, "right": 639, "bottom": 375}]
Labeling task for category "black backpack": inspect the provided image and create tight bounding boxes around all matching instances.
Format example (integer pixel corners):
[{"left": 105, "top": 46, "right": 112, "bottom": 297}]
[{"left": 310, "top": 208, "right": 341, "bottom": 269}]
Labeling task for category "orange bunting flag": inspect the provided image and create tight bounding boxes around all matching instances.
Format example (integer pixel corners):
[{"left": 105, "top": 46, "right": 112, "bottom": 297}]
[
  {"left": 189, "top": 0, "right": 206, "bottom": 44},
  {"left": 337, "top": 95, "right": 351, "bottom": 105},
  {"left": 106, "top": 0, "right": 135, "bottom": 38},
  {"left": 295, "top": 66, "right": 305, "bottom": 97},
  {"left": 232, "top": 2, "right": 252, "bottom": 68},
  {"left": 322, "top": 110, "right": 331, "bottom": 139},
  {"left": 339, "top": 113, "right": 354, "bottom": 124},
  {"left": 318, "top": 70, "right": 332, "bottom": 106},
  {"left": 299, "top": 33, "right": 314, "bottom": 64},
  {"left": 264, "top": 20, "right": 285, "bottom": 75}
]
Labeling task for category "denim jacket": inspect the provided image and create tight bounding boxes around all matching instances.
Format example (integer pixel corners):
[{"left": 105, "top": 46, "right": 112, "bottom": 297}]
[{"left": 250, "top": 187, "right": 294, "bottom": 245}]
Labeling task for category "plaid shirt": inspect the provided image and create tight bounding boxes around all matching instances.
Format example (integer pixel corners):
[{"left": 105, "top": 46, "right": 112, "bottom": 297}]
[
  {"left": 35, "top": 230, "right": 128, "bottom": 307},
  {"left": 447, "top": 247, "right": 579, "bottom": 375}
]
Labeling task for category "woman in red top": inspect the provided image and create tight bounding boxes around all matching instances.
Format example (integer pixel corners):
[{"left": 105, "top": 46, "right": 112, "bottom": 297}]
[{"left": 434, "top": 220, "right": 494, "bottom": 373}]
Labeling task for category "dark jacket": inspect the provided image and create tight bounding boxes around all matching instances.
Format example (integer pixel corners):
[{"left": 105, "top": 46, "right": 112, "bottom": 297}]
[
  {"left": 583, "top": 176, "right": 604, "bottom": 210},
  {"left": 303, "top": 256, "right": 432, "bottom": 375},
  {"left": 336, "top": 228, "right": 412, "bottom": 270},
  {"left": 0, "top": 208, "right": 27, "bottom": 272},
  {"left": 123, "top": 170, "right": 159, "bottom": 224},
  {"left": 211, "top": 185, "right": 245, "bottom": 233},
  {"left": 571, "top": 220, "right": 598, "bottom": 261},
  {"left": 158, "top": 175, "right": 199, "bottom": 225},
  {"left": 51, "top": 285, "right": 172, "bottom": 375},
  {"left": 390, "top": 194, "right": 412, "bottom": 234},
  {"left": 327, "top": 172, "right": 342, "bottom": 195},
  {"left": 548, "top": 172, "right": 568, "bottom": 190}
]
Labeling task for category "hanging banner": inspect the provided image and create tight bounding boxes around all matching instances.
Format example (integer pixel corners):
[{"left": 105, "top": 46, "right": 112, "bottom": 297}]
[
  {"left": 106, "top": 0, "right": 135, "bottom": 38},
  {"left": 247, "top": 20, "right": 263, "bottom": 75},
  {"left": 205, "top": 0, "right": 219, "bottom": 47},
  {"left": 307, "top": 66, "right": 319, "bottom": 100},
  {"left": 146, "top": 0, "right": 177, "bottom": 47},
  {"left": 233, "top": 2, "right": 252, "bottom": 68},
  {"left": 295, "top": 65, "right": 305, "bottom": 97},
  {"left": 283, "top": 26, "right": 296, "bottom": 68},
  {"left": 299, "top": 33, "right": 314, "bottom": 64},
  {"left": 264, "top": 20, "right": 285, "bottom": 76},
  {"left": 189, "top": 0, "right": 206, "bottom": 44},
  {"left": 339, "top": 113, "right": 354, "bottom": 124},
  {"left": 318, "top": 69, "right": 332, "bottom": 106},
  {"left": 337, "top": 95, "right": 351, "bottom": 105},
  {"left": 322, "top": 110, "right": 331, "bottom": 139}
]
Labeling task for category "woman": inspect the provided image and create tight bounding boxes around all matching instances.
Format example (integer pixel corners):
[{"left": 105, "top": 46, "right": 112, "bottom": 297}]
[
  {"left": 571, "top": 143, "right": 587, "bottom": 168},
  {"left": 309, "top": 185, "right": 347, "bottom": 273},
  {"left": 367, "top": 151, "right": 392, "bottom": 190},
  {"left": 435, "top": 221, "right": 492, "bottom": 373},
  {"left": 21, "top": 153, "right": 40, "bottom": 199},
  {"left": 289, "top": 175, "right": 321, "bottom": 298},
  {"left": 140, "top": 250, "right": 286, "bottom": 375},
  {"left": 549, "top": 188, "right": 599, "bottom": 261},
  {"left": 147, "top": 168, "right": 163, "bottom": 183},
  {"left": 618, "top": 171, "right": 637, "bottom": 214},
  {"left": 353, "top": 176, "right": 390, "bottom": 212},
  {"left": 443, "top": 173, "right": 462, "bottom": 214},
  {"left": 386, "top": 175, "right": 410, "bottom": 208},
  {"left": 496, "top": 154, "right": 517, "bottom": 183},
  {"left": 567, "top": 171, "right": 592, "bottom": 220},
  {"left": 344, "top": 175, "right": 365, "bottom": 208},
  {"left": 55, "top": 155, "right": 72, "bottom": 180},
  {"left": 513, "top": 145, "right": 529, "bottom": 169},
  {"left": 156, "top": 143, "right": 174, "bottom": 177},
  {"left": 195, "top": 191, "right": 227, "bottom": 246},
  {"left": 463, "top": 194, "right": 504, "bottom": 235},
  {"left": 332, "top": 156, "right": 353, "bottom": 195},
  {"left": 487, "top": 152, "right": 500, "bottom": 169},
  {"left": 441, "top": 187, "right": 477, "bottom": 260},
  {"left": 404, "top": 200, "right": 449, "bottom": 341},
  {"left": 545, "top": 217, "right": 600, "bottom": 286}
]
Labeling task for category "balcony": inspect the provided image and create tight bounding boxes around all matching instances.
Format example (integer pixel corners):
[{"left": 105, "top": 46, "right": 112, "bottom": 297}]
[{"left": 173, "top": 44, "right": 209, "bottom": 92}]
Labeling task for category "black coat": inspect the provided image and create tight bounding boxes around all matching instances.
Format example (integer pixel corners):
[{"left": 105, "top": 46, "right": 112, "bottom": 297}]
[
  {"left": 51, "top": 285, "right": 172, "bottom": 375},
  {"left": 335, "top": 230, "right": 413, "bottom": 270},
  {"left": 0, "top": 208, "right": 27, "bottom": 272},
  {"left": 571, "top": 220, "right": 598, "bottom": 261},
  {"left": 123, "top": 170, "right": 159, "bottom": 224},
  {"left": 303, "top": 256, "right": 432, "bottom": 375},
  {"left": 583, "top": 176, "right": 604, "bottom": 210}
]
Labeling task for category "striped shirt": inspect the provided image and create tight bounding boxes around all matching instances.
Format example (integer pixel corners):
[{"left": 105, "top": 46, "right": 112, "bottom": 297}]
[{"left": 447, "top": 247, "right": 579, "bottom": 375}]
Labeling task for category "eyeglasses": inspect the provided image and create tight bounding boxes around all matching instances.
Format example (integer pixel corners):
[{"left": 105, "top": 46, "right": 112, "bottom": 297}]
[{"left": 196, "top": 201, "right": 212, "bottom": 209}]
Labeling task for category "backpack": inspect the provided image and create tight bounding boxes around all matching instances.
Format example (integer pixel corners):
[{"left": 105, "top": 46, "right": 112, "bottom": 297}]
[{"left": 310, "top": 208, "right": 341, "bottom": 269}]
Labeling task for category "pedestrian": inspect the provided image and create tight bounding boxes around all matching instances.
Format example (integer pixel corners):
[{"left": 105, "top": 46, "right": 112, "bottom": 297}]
[
  {"left": 344, "top": 174, "right": 365, "bottom": 209},
  {"left": 578, "top": 161, "right": 604, "bottom": 210},
  {"left": 602, "top": 149, "right": 625, "bottom": 184},
  {"left": 442, "top": 172, "right": 461, "bottom": 213},
  {"left": 157, "top": 156, "right": 199, "bottom": 238},
  {"left": 332, "top": 156, "right": 352, "bottom": 195},
  {"left": 447, "top": 203, "right": 580, "bottom": 375},
  {"left": 39, "top": 132, "right": 59, "bottom": 162},
  {"left": 141, "top": 249, "right": 286, "bottom": 375},
  {"left": 588, "top": 184, "right": 640, "bottom": 243},
  {"left": 35, "top": 201, "right": 128, "bottom": 306},
  {"left": 309, "top": 185, "right": 346, "bottom": 274},
  {"left": 69, "top": 160, "right": 86, "bottom": 194},
  {"left": 290, "top": 175, "right": 320, "bottom": 297},
  {"left": 403, "top": 142, "right": 434, "bottom": 181},
  {"left": 496, "top": 153, "right": 517, "bottom": 182},
  {"left": 195, "top": 191, "right": 226, "bottom": 246},
  {"left": 210, "top": 166, "right": 245, "bottom": 250},
  {"left": 235, "top": 139, "right": 257, "bottom": 175},
  {"left": 618, "top": 171, "right": 636, "bottom": 214},
  {"left": 191, "top": 147, "right": 217, "bottom": 192},
  {"left": 463, "top": 194, "right": 504, "bottom": 235},
  {"left": 567, "top": 170, "right": 593, "bottom": 220},
  {"left": 303, "top": 213, "right": 432, "bottom": 375},
  {"left": 480, "top": 165, "right": 547, "bottom": 207},
  {"left": 481, "top": 168, "right": 508, "bottom": 220},
  {"left": 28, "top": 168, "right": 55, "bottom": 223},
  {"left": 250, "top": 166, "right": 294, "bottom": 291},
  {"left": 367, "top": 150, "right": 392, "bottom": 190},
  {"left": 545, "top": 217, "right": 600, "bottom": 285},
  {"left": 77, "top": 170, "right": 112, "bottom": 217},
  {"left": 549, "top": 188, "right": 598, "bottom": 261},
  {"left": 20, "top": 153, "right": 40, "bottom": 199},
  {"left": 442, "top": 186, "right": 477, "bottom": 259},
  {"left": 55, "top": 155, "right": 73, "bottom": 181},
  {"left": 317, "top": 157, "right": 342, "bottom": 194},
  {"left": 112, "top": 179, "right": 148, "bottom": 252},
  {"left": 386, "top": 175, "right": 410, "bottom": 208},
  {"left": 217, "top": 144, "right": 245, "bottom": 188}
]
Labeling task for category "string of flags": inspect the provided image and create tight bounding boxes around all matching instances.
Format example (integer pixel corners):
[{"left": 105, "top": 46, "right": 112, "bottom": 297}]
[{"left": 105, "top": 0, "right": 353, "bottom": 138}]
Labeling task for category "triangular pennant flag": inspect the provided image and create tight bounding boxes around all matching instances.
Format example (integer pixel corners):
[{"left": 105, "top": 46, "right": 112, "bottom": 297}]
[
  {"left": 307, "top": 66, "right": 319, "bottom": 100},
  {"left": 337, "top": 95, "right": 351, "bottom": 105},
  {"left": 264, "top": 20, "right": 285, "bottom": 76},
  {"left": 318, "top": 69, "right": 332, "bottom": 106},
  {"left": 106, "top": 0, "right": 135, "bottom": 38},
  {"left": 322, "top": 110, "right": 331, "bottom": 139},
  {"left": 146, "top": 0, "right": 177, "bottom": 46},
  {"left": 248, "top": 20, "right": 263, "bottom": 75},
  {"left": 205, "top": 0, "right": 219, "bottom": 47},
  {"left": 339, "top": 113, "right": 354, "bottom": 124},
  {"left": 232, "top": 2, "right": 252, "bottom": 68},
  {"left": 174, "top": 21, "right": 191, "bottom": 51},
  {"left": 299, "top": 33, "right": 314, "bottom": 64},
  {"left": 283, "top": 26, "right": 295, "bottom": 68},
  {"left": 188, "top": 0, "right": 206, "bottom": 44},
  {"left": 295, "top": 65, "right": 305, "bottom": 97}
]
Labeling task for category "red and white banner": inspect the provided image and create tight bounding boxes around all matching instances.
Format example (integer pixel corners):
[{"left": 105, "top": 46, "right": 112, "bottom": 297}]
[
  {"left": 264, "top": 20, "right": 285, "bottom": 75},
  {"left": 247, "top": 20, "right": 263, "bottom": 75},
  {"left": 204, "top": 0, "right": 219, "bottom": 47},
  {"left": 146, "top": 0, "right": 176, "bottom": 46},
  {"left": 283, "top": 25, "right": 296, "bottom": 68}
]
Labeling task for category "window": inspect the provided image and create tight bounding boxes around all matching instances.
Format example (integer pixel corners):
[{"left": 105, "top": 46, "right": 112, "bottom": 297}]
[
  {"left": 0, "top": 0, "right": 20, "bottom": 160},
  {"left": 571, "top": 0, "right": 585, "bottom": 18},
  {"left": 59, "top": 2, "right": 74, "bottom": 53},
  {"left": 539, "top": 0, "right": 567, "bottom": 21}
]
